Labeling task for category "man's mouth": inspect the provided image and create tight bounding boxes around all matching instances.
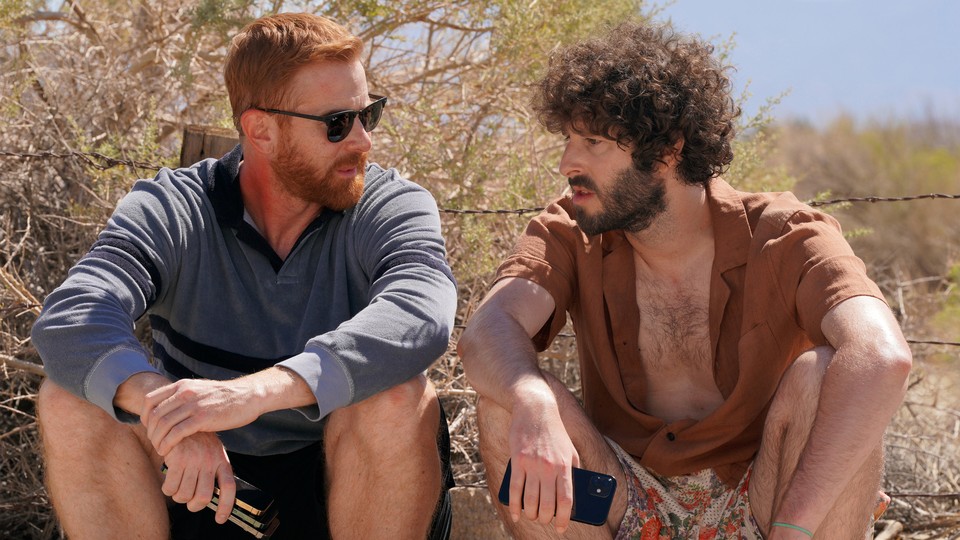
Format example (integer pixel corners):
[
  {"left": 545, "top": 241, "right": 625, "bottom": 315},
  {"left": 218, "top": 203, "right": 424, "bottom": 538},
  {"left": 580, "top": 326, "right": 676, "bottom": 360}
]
[
  {"left": 569, "top": 182, "right": 596, "bottom": 203},
  {"left": 333, "top": 153, "right": 366, "bottom": 178}
]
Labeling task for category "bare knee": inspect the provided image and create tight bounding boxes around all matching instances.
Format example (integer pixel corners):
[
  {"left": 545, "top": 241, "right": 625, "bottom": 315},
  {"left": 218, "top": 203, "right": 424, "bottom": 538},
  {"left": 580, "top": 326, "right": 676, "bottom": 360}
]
[
  {"left": 37, "top": 379, "right": 102, "bottom": 439},
  {"left": 353, "top": 373, "right": 436, "bottom": 422},
  {"left": 38, "top": 379, "right": 154, "bottom": 460},
  {"left": 475, "top": 375, "right": 605, "bottom": 466},
  {"left": 375, "top": 372, "right": 435, "bottom": 412},
  {"left": 326, "top": 374, "right": 438, "bottom": 451},
  {"left": 473, "top": 375, "right": 576, "bottom": 449},
  {"left": 475, "top": 395, "right": 508, "bottom": 436},
  {"left": 37, "top": 378, "right": 79, "bottom": 426}
]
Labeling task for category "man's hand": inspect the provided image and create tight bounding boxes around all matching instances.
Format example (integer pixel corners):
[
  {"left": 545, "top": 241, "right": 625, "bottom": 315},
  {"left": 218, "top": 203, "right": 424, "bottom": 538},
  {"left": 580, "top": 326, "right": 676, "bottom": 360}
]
[
  {"left": 142, "top": 378, "right": 264, "bottom": 456},
  {"left": 161, "top": 432, "right": 237, "bottom": 525},
  {"left": 507, "top": 391, "right": 580, "bottom": 534}
]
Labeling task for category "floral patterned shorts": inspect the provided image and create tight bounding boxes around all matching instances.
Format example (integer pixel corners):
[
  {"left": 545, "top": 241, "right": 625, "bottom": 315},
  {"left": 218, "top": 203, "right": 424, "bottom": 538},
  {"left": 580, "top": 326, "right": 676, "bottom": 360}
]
[{"left": 610, "top": 440, "right": 763, "bottom": 540}]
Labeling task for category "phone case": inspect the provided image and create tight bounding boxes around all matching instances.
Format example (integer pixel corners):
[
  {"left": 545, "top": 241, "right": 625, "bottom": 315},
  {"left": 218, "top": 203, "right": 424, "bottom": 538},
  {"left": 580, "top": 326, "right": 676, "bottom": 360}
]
[
  {"left": 161, "top": 464, "right": 280, "bottom": 538},
  {"left": 497, "top": 459, "right": 617, "bottom": 526},
  {"left": 212, "top": 474, "right": 275, "bottom": 517}
]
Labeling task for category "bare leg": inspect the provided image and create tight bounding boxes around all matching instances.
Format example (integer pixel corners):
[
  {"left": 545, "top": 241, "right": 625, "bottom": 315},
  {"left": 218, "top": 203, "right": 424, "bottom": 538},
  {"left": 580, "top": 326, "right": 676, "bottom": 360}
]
[
  {"left": 476, "top": 372, "right": 628, "bottom": 540},
  {"left": 750, "top": 348, "right": 884, "bottom": 538},
  {"left": 323, "top": 374, "right": 443, "bottom": 539},
  {"left": 37, "top": 379, "right": 168, "bottom": 540}
]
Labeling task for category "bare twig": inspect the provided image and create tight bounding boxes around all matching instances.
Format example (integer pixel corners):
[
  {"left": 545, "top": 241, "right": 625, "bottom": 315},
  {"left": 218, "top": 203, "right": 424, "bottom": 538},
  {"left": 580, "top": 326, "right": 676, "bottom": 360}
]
[{"left": 0, "top": 355, "right": 45, "bottom": 377}]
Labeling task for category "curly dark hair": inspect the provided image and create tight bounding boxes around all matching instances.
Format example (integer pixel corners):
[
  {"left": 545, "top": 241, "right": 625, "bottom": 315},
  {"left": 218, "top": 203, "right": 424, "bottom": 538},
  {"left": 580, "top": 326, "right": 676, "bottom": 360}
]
[{"left": 533, "top": 21, "right": 740, "bottom": 185}]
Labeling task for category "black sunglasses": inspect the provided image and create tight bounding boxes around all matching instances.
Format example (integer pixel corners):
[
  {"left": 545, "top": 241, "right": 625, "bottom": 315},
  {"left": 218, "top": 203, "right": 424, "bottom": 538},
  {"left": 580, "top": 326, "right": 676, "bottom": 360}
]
[{"left": 254, "top": 94, "right": 387, "bottom": 143}]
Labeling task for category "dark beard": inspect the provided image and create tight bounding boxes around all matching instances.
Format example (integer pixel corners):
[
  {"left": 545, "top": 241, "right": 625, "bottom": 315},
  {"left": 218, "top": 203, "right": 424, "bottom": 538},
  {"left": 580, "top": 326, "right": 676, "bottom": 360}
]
[
  {"left": 272, "top": 142, "right": 366, "bottom": 211},
  {"left": 571, "top": 166, "right": 667, "bottom": 236}
]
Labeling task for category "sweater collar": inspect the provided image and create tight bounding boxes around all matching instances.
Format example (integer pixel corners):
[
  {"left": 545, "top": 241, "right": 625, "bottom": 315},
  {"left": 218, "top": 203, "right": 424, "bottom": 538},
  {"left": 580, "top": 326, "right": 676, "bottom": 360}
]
[{"left": 208, "top": 144, "right": 245, "bottom": 229}]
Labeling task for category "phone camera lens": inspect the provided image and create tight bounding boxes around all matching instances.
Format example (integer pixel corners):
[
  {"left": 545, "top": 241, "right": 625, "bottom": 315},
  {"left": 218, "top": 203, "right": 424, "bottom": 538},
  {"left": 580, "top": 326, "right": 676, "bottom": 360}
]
[{"left": 588, "top": 475, "right": 613, "bottom": 498}]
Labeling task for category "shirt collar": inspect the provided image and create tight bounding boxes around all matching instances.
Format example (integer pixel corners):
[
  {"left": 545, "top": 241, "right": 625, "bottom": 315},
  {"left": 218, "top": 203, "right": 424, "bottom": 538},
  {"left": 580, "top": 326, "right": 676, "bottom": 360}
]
[
  {"left": 705, "top": 178, "right": 753, "bottom": 273},
  {"left": 208, "top": 144, "right": 245, "bottom": 229}
]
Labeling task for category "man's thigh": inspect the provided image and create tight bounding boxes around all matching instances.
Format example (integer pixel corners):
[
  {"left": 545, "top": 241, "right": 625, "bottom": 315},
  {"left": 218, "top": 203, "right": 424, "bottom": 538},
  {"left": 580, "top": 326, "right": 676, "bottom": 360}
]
[
  {"left": 38, "top": 380, "right": 170, "bottom": 536},
  {"left": 748, "top": 350, "right": 829, "bottom": 528}
]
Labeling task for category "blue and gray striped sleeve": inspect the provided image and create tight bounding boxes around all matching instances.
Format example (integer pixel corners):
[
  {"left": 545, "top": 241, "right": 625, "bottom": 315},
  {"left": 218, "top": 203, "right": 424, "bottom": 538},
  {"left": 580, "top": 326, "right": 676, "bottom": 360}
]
[{"left": 31, "top": 168, "right": 197, "bottom": 420}]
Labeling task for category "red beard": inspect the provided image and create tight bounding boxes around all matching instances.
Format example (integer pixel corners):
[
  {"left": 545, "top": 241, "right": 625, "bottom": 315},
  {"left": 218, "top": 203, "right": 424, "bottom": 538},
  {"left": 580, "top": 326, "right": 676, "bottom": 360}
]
[{"left": 272, "top": 141, "right": 366, "bottom": 211}]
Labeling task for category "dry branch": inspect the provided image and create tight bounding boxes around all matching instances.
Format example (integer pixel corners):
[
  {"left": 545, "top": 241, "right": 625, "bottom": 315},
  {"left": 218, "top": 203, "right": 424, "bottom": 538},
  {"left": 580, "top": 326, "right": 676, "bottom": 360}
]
[{"left": 0, "top": 355, "right": 45, "bottom": 377}]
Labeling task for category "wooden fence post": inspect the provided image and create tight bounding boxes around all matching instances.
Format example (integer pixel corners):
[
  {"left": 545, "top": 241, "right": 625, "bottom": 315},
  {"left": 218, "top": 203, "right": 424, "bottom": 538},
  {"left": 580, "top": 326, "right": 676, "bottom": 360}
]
[{"left": 179, "top": 125, "right": 240, "bottom": 167}]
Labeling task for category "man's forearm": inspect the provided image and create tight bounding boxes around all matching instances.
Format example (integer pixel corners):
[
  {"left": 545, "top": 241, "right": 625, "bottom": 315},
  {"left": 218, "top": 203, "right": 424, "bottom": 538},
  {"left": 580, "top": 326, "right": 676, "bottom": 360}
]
[
  {"left": 242, "top": 366, "right": 318, "bottom": 413},
  {"left": 115, "top": 372, "right": 174, "bottom": 417},
  {"left": 139, "top": 366, "right": 318, "bottom": 457},
  {"left": 458, "top": 311, "right": 547, "bottom": 412}
]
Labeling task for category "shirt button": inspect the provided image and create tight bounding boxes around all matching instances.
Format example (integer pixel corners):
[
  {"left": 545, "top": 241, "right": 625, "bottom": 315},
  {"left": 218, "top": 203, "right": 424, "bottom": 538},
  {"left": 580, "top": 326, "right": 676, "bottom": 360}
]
[{"left": 666, "top": 432, "right": 676, "bottom": 441}]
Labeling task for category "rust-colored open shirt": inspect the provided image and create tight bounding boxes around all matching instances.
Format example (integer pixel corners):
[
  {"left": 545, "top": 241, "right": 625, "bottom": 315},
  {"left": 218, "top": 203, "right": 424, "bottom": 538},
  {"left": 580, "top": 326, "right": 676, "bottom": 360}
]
[{"left": 494, "top": 179, "right": 884, "bottom": 487}]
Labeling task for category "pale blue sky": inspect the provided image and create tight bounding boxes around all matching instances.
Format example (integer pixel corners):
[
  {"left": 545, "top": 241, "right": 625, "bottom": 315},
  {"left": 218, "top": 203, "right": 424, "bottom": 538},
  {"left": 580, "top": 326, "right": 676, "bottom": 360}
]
[{"left": 654, "top": 0, "right": 960, "bottom": 126}]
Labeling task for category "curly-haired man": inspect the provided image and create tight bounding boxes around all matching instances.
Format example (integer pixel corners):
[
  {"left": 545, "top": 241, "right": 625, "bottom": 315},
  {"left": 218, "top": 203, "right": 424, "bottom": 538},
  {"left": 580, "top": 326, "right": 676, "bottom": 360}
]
[{"left": 458, "top": 21, "right": 911, "bottom": 539}]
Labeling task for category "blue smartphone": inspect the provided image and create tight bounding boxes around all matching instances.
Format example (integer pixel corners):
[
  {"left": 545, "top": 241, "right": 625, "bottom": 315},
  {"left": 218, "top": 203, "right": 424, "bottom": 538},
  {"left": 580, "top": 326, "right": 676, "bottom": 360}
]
[{"left": 497, "top": 459, "right": 617, "bottom": 526}]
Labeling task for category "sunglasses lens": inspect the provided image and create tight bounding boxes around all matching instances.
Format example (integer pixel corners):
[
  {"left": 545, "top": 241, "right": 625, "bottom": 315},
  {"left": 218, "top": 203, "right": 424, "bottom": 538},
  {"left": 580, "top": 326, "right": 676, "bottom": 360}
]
[
  {"left": 321, "top": 97, "right": 386, "bottom": 142},
  {"left": 325, "top": 112, "right": 355, "bottom": 143},
  {"left": 359, "top": 99, "right": 385, "bottom": 133}
]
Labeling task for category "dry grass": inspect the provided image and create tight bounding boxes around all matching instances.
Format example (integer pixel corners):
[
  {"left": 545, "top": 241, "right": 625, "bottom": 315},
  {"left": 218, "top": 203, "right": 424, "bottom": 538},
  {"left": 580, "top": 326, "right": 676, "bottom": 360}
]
[
  {"left": 883, "top": 361, "right": 960, "bottom": 538},
  {"left": 0, "top": 369, "right": 51, "bottom": 539}
]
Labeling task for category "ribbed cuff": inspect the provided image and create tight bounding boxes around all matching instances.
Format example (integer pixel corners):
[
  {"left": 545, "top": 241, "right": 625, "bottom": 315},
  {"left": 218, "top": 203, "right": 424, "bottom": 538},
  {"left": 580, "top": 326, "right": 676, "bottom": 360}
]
[
  {"left": 84, "top": 347, "right": 160, "bottom": 423},
  {"left": 277, "top": 346, "right": 353, "bottom": 421}
]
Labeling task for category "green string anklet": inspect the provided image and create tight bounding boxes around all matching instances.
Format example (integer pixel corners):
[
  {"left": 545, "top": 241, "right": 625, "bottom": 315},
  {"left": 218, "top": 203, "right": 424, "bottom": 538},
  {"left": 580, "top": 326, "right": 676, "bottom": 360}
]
[{"left": 772, "top": 522, "right": 814, "bottom": 538}]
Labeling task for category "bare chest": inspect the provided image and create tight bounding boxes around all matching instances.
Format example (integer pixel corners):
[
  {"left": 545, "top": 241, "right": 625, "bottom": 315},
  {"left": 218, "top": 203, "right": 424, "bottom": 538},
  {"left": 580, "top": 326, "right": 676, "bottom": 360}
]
[
  {"left": 632, "top": 269, "right": 724, "bottom": 421},
  {"left": 636, "top": 278, "right": 711, "bottom": 368}
]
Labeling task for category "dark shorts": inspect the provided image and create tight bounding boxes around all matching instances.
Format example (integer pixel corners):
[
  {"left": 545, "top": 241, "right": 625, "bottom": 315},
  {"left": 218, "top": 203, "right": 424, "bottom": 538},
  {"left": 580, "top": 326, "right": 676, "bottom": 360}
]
[{"left": 169, "top": 399, "right": 454, "bottom": 540}]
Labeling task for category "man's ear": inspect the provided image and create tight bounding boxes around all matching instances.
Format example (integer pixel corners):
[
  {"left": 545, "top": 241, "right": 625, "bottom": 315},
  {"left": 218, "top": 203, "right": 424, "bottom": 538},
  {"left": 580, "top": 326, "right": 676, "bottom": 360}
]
[
  {"left": 665, "top": 137, "right": 685, "bottom": 166},
  {"left": 653, "top": 137, "right": 685, "bottom": 174},
  {"left": 240, "top": 109, "right": 278, "bottom": 156}
]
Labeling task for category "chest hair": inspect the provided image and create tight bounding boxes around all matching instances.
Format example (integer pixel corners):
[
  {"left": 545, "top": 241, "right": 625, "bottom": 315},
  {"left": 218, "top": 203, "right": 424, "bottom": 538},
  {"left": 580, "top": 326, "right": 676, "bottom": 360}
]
[{"left": 636, "top": 280, "right": 711, "bottom": 372}]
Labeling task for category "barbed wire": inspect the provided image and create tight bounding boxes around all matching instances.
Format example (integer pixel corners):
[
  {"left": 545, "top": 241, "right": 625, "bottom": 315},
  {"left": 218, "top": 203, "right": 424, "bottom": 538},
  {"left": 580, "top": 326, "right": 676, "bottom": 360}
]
[
  {"left": 809, "top": 193, "right": 960, "bottom": 207},
  {"left": 3, "top": 148, "right": 960, "bottom": 214},
  {"left": 0, "top": 150, "right": 159, "bottom": 171},
  {"left": 442, "top": 193, "right": 960, "bottom": 214},
  {"left": 6, "top": 147, "right": 960, "bottom": 351},
  {"left": 907, "top": 339, "right": 960, "bottom": 347},
  {"left": 886, "top": 491, "right": 960, "bottom": 499},
  {"left": 439, "top": 207, "right": 547, "bottom": 215}
]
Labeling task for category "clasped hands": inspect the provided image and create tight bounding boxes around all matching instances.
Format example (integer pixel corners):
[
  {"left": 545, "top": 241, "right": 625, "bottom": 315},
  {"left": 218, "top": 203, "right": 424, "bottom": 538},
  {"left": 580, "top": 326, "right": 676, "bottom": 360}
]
[{"left": 140, "top": 377, "right": 263, "bottom": 524}]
